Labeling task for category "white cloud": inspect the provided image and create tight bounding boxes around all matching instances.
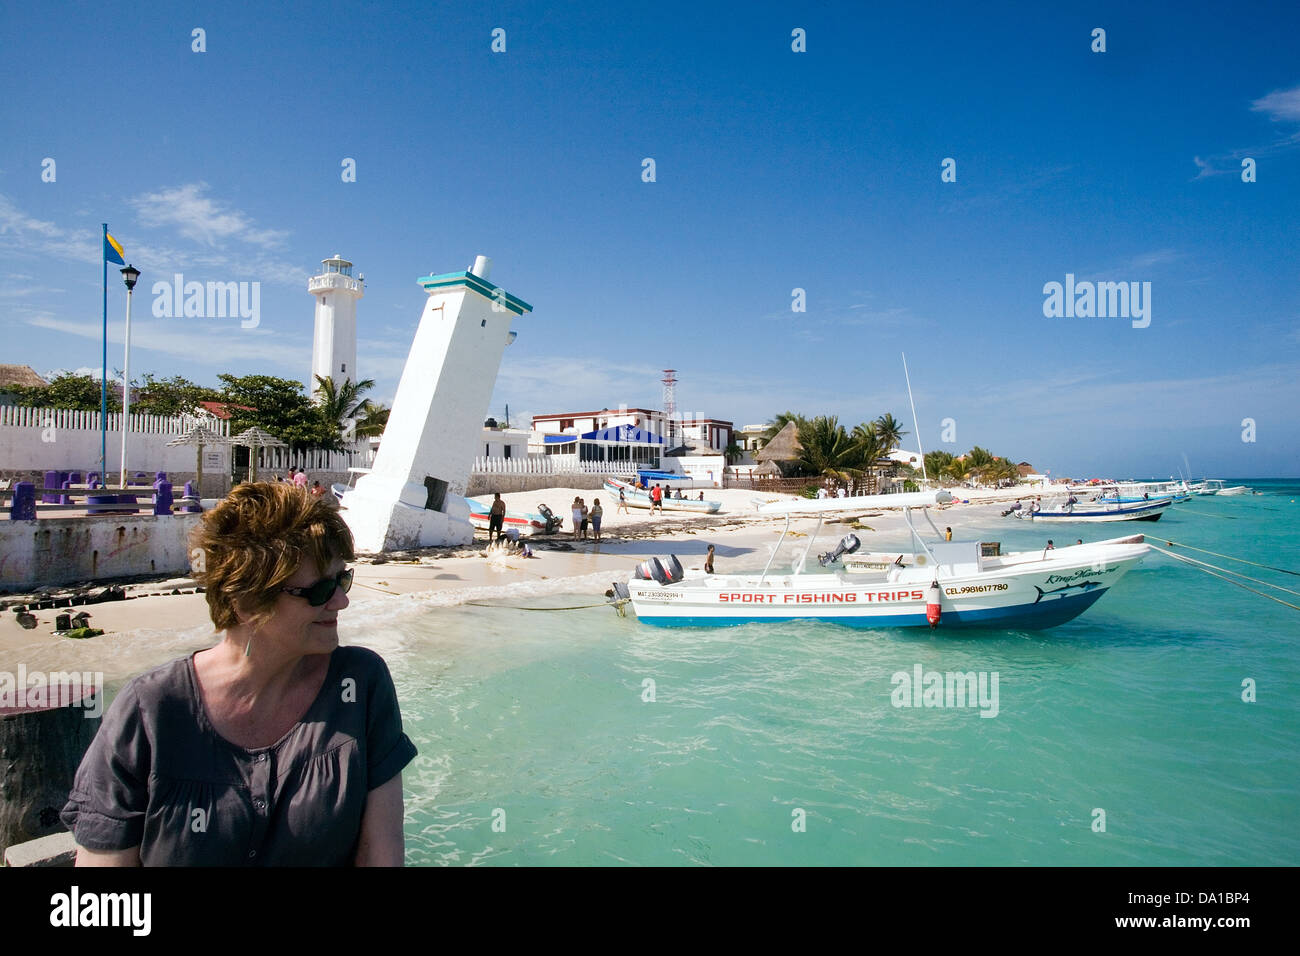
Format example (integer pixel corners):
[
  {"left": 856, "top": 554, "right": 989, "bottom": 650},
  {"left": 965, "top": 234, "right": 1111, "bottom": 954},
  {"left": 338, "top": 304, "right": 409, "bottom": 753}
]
[
  {"left": 130, "top": 183, "right": 289, "bottom": 249},
  {"left": 0, "top": 194, "right": 99, "bottom": 263},
  {"left": 1250, "top": 84, "right": 1300, "bottom": 123},
  {"left": 24, "top": 315, "right": 297, "bottom": 369}
]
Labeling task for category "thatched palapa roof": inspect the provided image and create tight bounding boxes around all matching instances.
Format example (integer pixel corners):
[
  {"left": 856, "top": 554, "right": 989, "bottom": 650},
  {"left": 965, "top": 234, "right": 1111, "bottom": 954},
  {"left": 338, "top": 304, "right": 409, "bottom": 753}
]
[
  {"left": 755, "top": 421, "right": 802, "bottom": 462},
  {"left": 0, "top": 365, "right": 49, "bottom": 390}
]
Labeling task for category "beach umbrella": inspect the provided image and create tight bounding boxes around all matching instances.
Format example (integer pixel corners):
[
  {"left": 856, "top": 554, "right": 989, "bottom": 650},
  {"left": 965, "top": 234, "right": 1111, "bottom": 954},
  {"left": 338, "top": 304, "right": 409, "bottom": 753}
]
[
  {"left": 229, "top": 426, "right": 289, "bottom": 482},
  {"left": 166, "top": 425, "right": 232, "bottom": 500}
]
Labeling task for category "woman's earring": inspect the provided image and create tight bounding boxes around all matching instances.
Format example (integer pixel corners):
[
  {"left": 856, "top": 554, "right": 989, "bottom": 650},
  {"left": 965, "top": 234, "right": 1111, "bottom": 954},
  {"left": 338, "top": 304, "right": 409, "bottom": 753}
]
[{"left": 244, "top": 636, "right": 253, "bottom": 657}]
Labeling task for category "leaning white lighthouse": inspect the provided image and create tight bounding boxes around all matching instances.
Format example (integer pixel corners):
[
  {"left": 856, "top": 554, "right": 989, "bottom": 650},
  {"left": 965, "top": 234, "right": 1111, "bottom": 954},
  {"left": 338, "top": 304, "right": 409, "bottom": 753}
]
[
  {"left": 308, "top": 254, "right": 364, "bottom": 397},
  {"left": 341, "top": 255, "right": 532, "bottom": 551}
]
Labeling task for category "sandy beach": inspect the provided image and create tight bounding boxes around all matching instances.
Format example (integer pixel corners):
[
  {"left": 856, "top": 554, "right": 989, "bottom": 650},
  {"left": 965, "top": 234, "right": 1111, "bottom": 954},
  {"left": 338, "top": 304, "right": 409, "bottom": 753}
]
[{"left": 0, "top": 483, "right": 1047, "bottom": 677}]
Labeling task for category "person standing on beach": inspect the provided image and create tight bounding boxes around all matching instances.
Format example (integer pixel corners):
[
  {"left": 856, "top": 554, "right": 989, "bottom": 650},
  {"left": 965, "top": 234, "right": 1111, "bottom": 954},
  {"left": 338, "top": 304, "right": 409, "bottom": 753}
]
[
  {"left": 705, "top": 544, "right": 715, "bottom": 574},
  {"left": 571, "top": 497, "right": 583, "bottom": 535},
  {"left": 945, "top": 527, "right": 952, "bottom": 541},
  {"left": 616, "top": 487, "right": 629, "bottom": 515},
  {"left": 580, "top": 499, "right": 589, "bottom": 539},
  {"left": 650, "top": 483, "right": 662, "bottom": 514},
  {"left": 590, "top": 498, "right": 603, "bottom": 541},
  {"left": 488, "top": 493, "right": 506, "bottom": 542}
]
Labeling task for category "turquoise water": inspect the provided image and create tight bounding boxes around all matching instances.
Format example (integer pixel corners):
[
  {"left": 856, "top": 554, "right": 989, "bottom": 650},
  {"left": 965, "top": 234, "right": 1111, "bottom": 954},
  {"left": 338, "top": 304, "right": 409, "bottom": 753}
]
[{"left": 377, "top": 479, "right": 1300, "bottom": 865}]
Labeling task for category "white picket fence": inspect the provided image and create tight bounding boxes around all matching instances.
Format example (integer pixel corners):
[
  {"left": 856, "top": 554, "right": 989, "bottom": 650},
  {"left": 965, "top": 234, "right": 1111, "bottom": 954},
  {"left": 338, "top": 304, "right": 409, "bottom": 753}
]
[
  {"left": 472, "top": 456, "right": 631, "bottom": 476},
  {"left": 254, "top": 445, "right": 367, "bottom": 475},
  {"left": 0, "top": 404, "right": 232, "bottom": 436}
]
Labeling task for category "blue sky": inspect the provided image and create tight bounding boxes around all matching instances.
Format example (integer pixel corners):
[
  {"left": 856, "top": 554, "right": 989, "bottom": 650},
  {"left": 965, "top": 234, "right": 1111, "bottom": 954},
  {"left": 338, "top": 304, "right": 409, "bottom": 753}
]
[{"left": 2, "top": 0, "right": 1297, "bottom": 477}]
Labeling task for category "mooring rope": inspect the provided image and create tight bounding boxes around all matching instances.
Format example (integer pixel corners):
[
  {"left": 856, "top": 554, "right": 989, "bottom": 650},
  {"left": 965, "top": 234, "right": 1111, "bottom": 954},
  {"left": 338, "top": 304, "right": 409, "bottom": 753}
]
[
  {"left": 1148, "top": 546, "right": 1300, "bottom": 597},
  {"left": 465, "top": 599, "right": 631, "bottom": 613},
  {"left": 1158, "top": 539, "right": 1300, "bottom": 577},
  {"left": 1147, "top": 544, "right": 1300, "bottom": 612}
]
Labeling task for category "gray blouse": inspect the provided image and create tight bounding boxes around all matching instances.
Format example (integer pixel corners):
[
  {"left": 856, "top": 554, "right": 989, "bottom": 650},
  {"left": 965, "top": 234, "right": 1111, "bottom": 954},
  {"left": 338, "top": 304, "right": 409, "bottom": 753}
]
[{"left": 61, "top": 645, "right": 417, "bottom": 866}]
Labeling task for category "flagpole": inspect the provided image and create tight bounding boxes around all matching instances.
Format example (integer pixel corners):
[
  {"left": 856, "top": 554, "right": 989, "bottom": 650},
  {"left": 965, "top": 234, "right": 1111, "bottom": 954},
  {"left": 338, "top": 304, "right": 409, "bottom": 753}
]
[{"left": 100, "top": 223, "right": 108, "bottom": 487}]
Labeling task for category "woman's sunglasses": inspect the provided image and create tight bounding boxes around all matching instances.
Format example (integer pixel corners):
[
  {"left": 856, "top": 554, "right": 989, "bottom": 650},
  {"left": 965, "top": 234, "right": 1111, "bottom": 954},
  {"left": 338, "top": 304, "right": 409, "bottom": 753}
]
[{"left": 280, "top": 568, "right": 354, "bottom": 606}]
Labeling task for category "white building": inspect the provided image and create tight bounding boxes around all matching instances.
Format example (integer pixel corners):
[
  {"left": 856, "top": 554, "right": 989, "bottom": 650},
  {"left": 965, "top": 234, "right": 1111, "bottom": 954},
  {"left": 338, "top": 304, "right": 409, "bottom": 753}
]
[
  {"left": 481, "top": 425, "right": 529, "bottom": 459},
  {"left": 308, "top": 255, "right": 364, "bottom": 397},
  {"left": 531, "top": 407, "right": 733, "bottom": 453}
]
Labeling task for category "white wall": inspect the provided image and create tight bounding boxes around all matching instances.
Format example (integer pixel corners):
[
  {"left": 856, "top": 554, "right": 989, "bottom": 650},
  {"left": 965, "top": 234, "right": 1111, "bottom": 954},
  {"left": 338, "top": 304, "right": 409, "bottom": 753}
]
[
  {"left": 0, "top": 406, "right": 231, "bottom": 477},
  {"left": 668, "top": 455, "right": 726, "bottom": 487},
  {"left": 0, "top": 513, "right": 200, "bottom": 590}
]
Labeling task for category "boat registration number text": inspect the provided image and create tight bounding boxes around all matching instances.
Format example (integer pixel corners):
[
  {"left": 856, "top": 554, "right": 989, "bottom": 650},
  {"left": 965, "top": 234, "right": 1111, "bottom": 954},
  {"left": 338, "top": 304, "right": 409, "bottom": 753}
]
[{"left": 719, "top": 590, "right": 924, "bottom": 604}]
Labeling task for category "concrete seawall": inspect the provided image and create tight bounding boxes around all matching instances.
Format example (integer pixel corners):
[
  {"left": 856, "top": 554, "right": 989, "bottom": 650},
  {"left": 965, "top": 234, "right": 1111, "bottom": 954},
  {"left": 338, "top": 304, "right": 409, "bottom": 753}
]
[
  {"left": 464, "top": 474, "right": 607, "bottom": 497},
  {"left": 0, "top": 514, "right": 200, "bottom": 591}
]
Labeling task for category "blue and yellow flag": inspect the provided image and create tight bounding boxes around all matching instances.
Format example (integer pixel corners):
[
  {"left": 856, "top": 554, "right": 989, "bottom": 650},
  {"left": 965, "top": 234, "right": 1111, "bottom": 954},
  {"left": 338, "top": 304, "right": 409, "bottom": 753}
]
[{"left": 104, "top": 232, "right": 125, "bottom": 265}]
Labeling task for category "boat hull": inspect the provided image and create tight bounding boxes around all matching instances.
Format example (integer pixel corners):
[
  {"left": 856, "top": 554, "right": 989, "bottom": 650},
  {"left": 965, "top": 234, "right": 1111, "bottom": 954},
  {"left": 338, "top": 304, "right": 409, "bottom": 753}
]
[
  {"left": 466, "top": 500, "right": 554, "bottom": 535},
  {"left": 1011, "top": 500, "right": 1169, "bottom": 522},
  {"left": 627, "top": 542, "right": 1147, "bottom": 630}
]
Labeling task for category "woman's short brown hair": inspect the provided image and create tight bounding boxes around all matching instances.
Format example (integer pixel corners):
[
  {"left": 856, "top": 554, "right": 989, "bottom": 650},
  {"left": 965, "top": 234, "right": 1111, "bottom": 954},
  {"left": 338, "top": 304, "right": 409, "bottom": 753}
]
[{"left": 189, "top": 481, "right": 355, "bottom": 631}]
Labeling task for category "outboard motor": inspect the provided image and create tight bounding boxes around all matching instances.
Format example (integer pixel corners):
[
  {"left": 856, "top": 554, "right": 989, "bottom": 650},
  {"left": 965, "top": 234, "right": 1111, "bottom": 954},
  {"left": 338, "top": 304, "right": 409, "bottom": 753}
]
[
  {"left": 537, "top": 503, "right": 560, "bottom": 533},
  {"left": 818, "top": 533, "right": 861, "bottom": 567},
  {"left": 634, "top": 557, "right": 667, "bottom": 583},
  {"left": 633, "top": 555, "right": 685, "bottom": 585}
]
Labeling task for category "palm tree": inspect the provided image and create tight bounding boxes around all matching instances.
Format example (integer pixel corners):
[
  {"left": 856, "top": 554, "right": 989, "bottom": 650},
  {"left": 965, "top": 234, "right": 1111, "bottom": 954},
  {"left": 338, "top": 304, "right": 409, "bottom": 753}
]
[
  {"left": 963, "top": 446, "right": 996, "bottom": 484},
  {"left": 723, "top": 441, "right": 744, "bottom": 465},
  {"left": 353, "top": 400, "right": 390, "bottom": 439},
  {"left": 925, "top": 450, "right": 955, "bottom": 482},
  {"left": 852, "top": 422, "right": 887, "bottom": 494},
  {"left": 313, "top": 374, "right": 377, "bottom": 444},
  {"left": 873, "top": 412, "right": 907, "bottom": 454},
  {"left": 795, "top": 415, "right": 862, "bottom": 483}
]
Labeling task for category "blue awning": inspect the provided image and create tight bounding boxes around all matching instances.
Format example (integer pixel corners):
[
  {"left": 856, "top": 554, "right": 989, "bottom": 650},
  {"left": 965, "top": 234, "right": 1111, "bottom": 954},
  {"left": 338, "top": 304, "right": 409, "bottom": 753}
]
[
  {"left": 542, "top": 427, "right": 664, "bottom": 445},
  {"left": 582, "top": 425, "right": 665, "bottom": 444}
]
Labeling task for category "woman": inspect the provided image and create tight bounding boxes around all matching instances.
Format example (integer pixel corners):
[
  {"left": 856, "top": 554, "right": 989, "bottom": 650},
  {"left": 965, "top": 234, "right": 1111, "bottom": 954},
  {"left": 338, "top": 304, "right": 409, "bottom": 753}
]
[
  {"left": 590, "top": 497, "right": 603, "bottom": 541},
  {"left": 61, "top": 482, "right": 416, "bottom": 866},
  {"left": 571, "top": 497, "right": 583, "bottom": 537},
  {"left": 579, "top": 499, "right": 589, "bottom": 539}
]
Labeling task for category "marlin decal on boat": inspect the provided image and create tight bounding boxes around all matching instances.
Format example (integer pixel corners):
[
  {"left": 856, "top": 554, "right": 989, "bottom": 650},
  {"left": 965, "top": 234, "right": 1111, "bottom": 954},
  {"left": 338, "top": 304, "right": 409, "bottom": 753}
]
[{"left": 1033, "top": 581, "right": 1104, "bottom": 603}]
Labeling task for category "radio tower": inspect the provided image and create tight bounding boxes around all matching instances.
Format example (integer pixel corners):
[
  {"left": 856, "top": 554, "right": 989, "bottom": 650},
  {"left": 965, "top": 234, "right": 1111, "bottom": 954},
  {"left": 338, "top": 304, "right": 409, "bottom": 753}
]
[{"left": 661, "top": 369, "right": 677, "bottom": 444}]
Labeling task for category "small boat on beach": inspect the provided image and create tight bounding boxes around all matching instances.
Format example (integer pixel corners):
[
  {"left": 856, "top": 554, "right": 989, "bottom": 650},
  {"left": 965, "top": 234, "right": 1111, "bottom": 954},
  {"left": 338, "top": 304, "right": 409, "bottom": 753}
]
[
  {"left": 603, "top": 477, "right": 722, "bottom": 513},
  {"left": 466, "top": 498, "right": 562, "bottom": 535},
  {"left": 611, "top": 491, "right": 1149, "bottom": 629}
]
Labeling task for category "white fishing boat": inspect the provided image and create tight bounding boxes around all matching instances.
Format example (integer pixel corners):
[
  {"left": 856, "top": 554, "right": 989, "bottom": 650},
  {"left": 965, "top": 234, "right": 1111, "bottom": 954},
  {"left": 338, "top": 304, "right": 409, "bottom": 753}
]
[
  {"left": 1006, "top": 495, "right": 1170, "bottom": 523},
  {"left": 1217, "top": 484, "right": 1251, "bottom": 496},
  {"left": 611, "top": 491, "right": 1150, "bottom": 629},
  {"left": 603, "top": 477, "right": 721, "bottom": 513}
]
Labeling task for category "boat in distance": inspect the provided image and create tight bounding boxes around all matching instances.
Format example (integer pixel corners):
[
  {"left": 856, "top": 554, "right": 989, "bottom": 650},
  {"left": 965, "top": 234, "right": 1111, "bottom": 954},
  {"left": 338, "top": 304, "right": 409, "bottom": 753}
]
[
  {"left": 603, "top": 477, "right": 722, "bottom": 513},
  {"left": 1007, "top": 497, "right": 1170, "bottom": 522},
  {"left": 612, "top": 491, "right": 1150, "bottom": 629}
]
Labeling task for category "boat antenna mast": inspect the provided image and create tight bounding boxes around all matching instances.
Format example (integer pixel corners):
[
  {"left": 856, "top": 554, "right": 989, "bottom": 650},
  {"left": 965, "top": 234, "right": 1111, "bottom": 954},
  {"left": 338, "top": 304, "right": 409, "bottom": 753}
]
[{"left": 902, "top": 352, "right": 927, "bottom": 485}]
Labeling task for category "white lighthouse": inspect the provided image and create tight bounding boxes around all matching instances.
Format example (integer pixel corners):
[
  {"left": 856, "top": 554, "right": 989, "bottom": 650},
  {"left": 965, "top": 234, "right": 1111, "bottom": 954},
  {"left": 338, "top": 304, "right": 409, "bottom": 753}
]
[
  {"left": 341, "top": 255, "right": 532, "bottom": 551},
  {"left": 308, "top": 254, "right": 364, "bottom": 397}
]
